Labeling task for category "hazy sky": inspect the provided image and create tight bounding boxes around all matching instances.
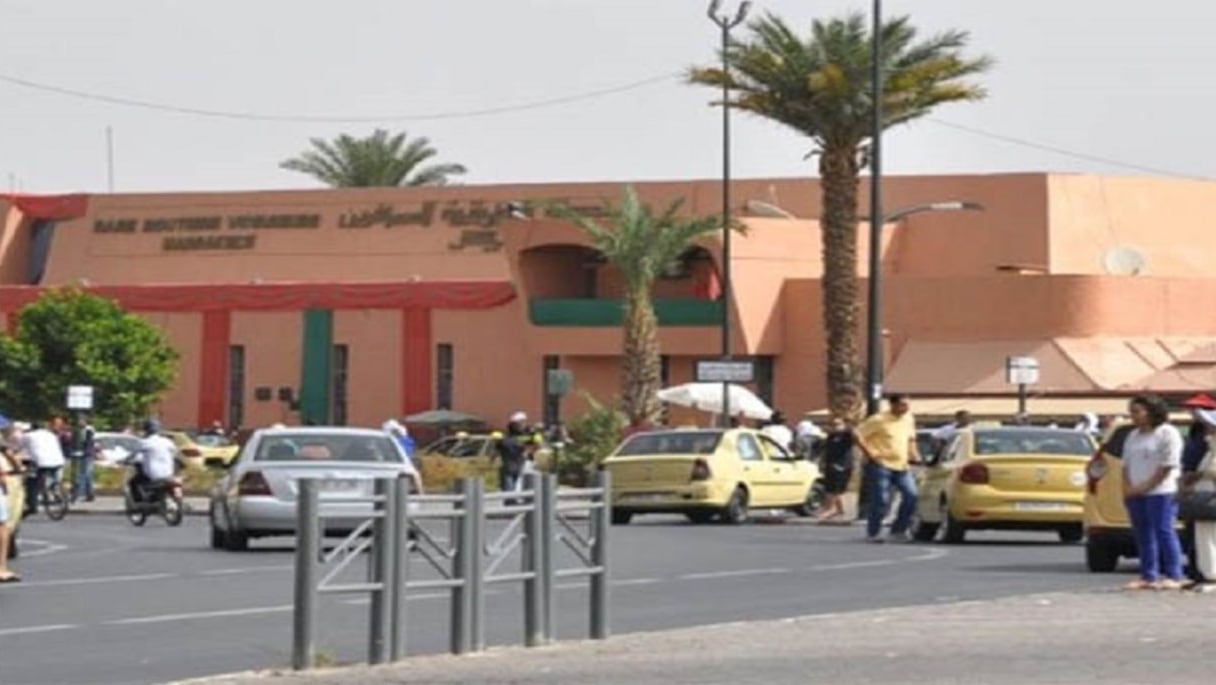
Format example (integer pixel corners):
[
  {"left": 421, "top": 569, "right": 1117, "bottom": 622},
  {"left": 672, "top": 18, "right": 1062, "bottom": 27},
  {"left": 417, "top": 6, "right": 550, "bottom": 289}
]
[{"left": 1, "top": 0, "right": 1213, "bottom": 194}]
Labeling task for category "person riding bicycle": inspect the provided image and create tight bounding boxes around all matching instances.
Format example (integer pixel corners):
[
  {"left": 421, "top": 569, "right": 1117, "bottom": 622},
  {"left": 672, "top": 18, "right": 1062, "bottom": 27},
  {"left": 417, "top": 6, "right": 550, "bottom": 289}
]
[
  {"left": 21, "top": 421, "right": 66, "bottom": 511},
  {"left": 127, "top": 419, "right": 179, "bottom": 504}
]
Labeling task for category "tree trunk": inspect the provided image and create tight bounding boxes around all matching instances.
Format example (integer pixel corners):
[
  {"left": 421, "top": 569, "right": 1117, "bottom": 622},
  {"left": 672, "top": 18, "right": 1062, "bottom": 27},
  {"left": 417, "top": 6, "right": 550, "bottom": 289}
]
[
  {"left": 818, "top": 145, "right": 862, "bottom": 418},
  {"left": 621, "top": 288, "right": 662, "bottom": 425}
]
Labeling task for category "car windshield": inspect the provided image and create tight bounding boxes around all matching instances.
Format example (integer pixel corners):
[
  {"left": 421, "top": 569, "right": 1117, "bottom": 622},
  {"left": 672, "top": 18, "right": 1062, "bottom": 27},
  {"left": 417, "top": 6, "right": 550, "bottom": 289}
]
[
  {"left": 973, "top": 429, "right": 1093, "bottom": 456},
  {"left": 616, "top": 431, "right": 722, "bottom": 456},
  {"left": 189, "top": 433, "right": 233, "bottom": 447},
  {"left": 254, "top": 433, "right": 404, "bottom": 463}
]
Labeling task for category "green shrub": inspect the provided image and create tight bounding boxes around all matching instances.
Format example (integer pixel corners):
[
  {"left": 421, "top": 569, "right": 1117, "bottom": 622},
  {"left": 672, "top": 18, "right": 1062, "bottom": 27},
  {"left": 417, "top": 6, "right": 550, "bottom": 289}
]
[{"left": 559, "top": 394, "right": 626, "bottom": 486}]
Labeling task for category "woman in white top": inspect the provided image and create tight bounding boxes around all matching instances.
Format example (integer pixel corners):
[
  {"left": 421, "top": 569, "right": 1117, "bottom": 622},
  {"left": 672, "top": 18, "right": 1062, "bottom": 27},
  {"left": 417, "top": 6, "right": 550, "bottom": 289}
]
[{"left": 1121, "top": 395, "right": 1185, "bottom": 590}]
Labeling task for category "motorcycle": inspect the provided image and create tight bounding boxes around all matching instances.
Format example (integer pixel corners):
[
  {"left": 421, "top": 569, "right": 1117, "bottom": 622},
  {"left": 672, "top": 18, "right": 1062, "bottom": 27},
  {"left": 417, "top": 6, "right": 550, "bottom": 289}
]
[{"left": 121, "top": 459, "right": 184, "bottom": 527}]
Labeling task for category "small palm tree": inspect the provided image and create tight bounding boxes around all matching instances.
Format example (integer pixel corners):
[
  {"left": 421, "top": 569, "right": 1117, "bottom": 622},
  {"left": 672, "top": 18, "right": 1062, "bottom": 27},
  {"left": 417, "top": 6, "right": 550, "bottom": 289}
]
[
  {"left": 689, "top": 12, "right": 991, "bottom": 416},
  {"left": 551, "top": 187, "right": 723, "bottom": 425},
  {"left": 280, "top": 129, "right": 467, "bottom": 187}
]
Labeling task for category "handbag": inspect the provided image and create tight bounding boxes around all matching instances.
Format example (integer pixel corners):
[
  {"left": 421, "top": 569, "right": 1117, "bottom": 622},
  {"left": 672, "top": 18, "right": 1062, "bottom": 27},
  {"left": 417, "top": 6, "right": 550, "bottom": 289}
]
[{"left": 1178, "top": 487, "right": 1216, "bottom": 521}]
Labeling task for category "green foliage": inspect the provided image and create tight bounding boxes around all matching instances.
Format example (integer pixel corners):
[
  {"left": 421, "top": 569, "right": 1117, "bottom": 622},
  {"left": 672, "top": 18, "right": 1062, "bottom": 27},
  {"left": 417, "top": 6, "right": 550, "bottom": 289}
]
[
  {"left": 548, "top": 187, "right": 725, "bottom": 295},
  {"left": 0, "top": 290, "right": 179, "bottom": 427},
  {"left": 688, "top": 12, "right": 992, "bottom": 151},
  {"left": 280, "top": 129, "right": 467, "bottom": 188},
  {"left": 559, "top": 395, "right": 627, "bottom": 486}
]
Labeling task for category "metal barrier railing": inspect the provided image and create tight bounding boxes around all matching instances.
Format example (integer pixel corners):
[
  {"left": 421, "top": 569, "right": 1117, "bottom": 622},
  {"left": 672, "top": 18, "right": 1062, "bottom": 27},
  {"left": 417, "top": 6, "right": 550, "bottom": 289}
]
[{"left": 291, "top": 471, "right": 611, "bottom": 670}]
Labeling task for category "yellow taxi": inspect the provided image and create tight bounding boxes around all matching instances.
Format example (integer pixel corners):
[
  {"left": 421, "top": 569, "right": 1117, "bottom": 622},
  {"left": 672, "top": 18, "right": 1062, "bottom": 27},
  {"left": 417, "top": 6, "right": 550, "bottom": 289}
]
[
  {"left": 166, "top": 430, "right": 239, "bottom": 469},
  {"left": 913, "top": 426, "right": 1095, "bottom": 543},
  {"left": 601, "top": 428, "right": 822, "bottom": 525},
  {"left": 418, "top": 432, "right": 554, "bottom": 479},
  {"left": 3, "top": 463, "right": 24, "bottom": 560}
]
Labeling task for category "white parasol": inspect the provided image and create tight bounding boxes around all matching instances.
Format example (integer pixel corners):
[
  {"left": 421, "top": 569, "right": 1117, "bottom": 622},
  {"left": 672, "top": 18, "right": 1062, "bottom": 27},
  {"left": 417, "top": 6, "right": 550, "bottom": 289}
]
[{"left": 655, "top": 383, "right": 774, "bottom": 421}]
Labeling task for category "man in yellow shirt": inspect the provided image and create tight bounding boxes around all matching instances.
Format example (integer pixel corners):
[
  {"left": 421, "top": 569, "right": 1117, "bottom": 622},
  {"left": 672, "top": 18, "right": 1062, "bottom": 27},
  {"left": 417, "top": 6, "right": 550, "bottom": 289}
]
[{"left": 855, "top": 394, "right": 922, "bottom": 543}]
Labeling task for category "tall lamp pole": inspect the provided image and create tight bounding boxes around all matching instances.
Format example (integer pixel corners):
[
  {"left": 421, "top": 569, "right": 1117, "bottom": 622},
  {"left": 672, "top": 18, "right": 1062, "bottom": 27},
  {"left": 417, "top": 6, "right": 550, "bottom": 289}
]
[
  {"left": 864, "top": 0, "right": 885, "bottom": 417},
  {"left": 708, "top": 0, "right": 751, "bottom": 427}
]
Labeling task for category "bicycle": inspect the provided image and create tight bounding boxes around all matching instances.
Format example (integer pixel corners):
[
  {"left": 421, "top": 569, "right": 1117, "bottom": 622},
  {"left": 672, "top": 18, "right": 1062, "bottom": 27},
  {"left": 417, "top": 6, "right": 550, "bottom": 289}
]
[{"left": 35, "top": 467, "right": 70, "bottom": 521}]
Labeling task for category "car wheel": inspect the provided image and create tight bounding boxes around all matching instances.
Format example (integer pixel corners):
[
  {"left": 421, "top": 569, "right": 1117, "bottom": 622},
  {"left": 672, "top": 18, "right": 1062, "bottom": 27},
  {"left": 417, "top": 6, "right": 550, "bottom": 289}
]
[
  {"left": 1085, "top": 539, "right": 1120, "bottom": 573},
  {"left": 223, "top": 530, "right": 249, "bottom": 552},
  {"left": 722, "top": 487, "right": 749, "bottom": 525},
  {"left": 913, "top": 518, "right": 940, "bottom": 542},
  {"left": 793, "top": 481, "right": 826, "bottom": 518},
  {"left": 1058, "top": 525, "right": 1084, "bottom": 544},
  {"left": 611, "top": 510, "right": 633, "bottom": 525},
  {"left": 686, "top": 510, "right": 716, "bottom": 524},
  {"left": 942, "top": 511, "right": 966, "bottom": 544}
]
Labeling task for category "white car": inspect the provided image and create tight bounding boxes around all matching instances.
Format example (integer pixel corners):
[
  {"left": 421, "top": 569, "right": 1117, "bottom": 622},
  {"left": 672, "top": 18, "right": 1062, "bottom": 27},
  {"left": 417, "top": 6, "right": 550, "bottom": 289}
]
[
  {"left": 94, "top": 432, "right": 145, "bottom": 468},
  {"left": 208, "top": 426, "right": 421, "bottom": 551}
]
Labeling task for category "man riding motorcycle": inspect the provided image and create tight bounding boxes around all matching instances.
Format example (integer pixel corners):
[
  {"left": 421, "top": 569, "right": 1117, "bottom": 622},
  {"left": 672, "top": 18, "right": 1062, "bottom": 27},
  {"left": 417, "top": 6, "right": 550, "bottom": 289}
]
[{"left": 127, "top": 419, "right": 180, "bottom": 505}]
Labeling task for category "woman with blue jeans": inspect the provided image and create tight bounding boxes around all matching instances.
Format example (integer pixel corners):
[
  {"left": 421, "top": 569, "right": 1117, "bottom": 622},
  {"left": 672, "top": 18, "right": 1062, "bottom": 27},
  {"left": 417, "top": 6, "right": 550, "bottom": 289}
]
[{"left": 1122, "top": 395, "right": 1185, "bottom": 590}]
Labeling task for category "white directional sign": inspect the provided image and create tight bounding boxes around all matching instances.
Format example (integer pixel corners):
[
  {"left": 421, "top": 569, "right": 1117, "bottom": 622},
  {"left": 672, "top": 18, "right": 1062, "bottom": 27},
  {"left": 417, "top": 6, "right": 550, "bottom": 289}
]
[
  {"left": 67, "top": 385, "right": 94, "bottom": 410},
  {"left": 1006, "top": 356, "right": 1040, "bottom": 386},
  {"left": 696, "top": 360, "right": 755, "bottom": 384}
]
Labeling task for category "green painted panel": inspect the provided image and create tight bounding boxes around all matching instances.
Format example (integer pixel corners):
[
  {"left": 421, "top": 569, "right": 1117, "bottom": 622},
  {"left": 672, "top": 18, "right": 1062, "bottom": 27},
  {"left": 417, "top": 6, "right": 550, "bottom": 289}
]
[
  {"left": 528, "top": 298, "right": 723, "bottom": 327},
  {"left": 299, "top": 309, "right": 333, "bottom": 425}
]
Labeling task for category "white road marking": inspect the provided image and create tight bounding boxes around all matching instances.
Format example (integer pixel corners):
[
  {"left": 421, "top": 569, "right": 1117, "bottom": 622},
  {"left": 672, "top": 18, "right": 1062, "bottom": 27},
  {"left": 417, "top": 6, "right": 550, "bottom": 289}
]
[
  {"left": 16, "top": 538, "right": 69, "bottom": 559},
  {"left": 679, "top": 568, "right": 790, "bottom": 580},
  {"left": 810, "top": 547, "right": 948, "bottom": 572},
  {"left": 0, "top": 624, "right": 80, "bottom": 637},
  {"left": 612, "top": 577, "right": 660, "bottom": 587},
  {"left": 106, "top": 605, "right": 294, "bottom": 625},
  {"left": 199, "top": 565, "right": 293, "bottom": 576},
  {"left": 15, "top": 572, "right": 176, "bottom": 589}
]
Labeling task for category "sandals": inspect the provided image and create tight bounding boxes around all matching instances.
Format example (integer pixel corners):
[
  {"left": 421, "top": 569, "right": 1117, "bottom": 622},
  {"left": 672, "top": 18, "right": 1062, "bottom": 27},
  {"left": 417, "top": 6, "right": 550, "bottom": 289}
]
[
  {"left": 1156, "top": 579, "right": 1187, "bottom": 591},
  {"left": 0, "top": 573, "right": 22, "bottom": 584},
  {"left": 1123, "top": 579, "right": 1155, "bottom": 591}
]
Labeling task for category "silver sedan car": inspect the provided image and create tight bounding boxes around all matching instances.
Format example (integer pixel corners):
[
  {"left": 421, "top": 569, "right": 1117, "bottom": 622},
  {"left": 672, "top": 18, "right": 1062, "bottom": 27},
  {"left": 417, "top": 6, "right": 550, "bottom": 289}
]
[{"left": 209, "top": 426, "right": 422, "bottom": 551}]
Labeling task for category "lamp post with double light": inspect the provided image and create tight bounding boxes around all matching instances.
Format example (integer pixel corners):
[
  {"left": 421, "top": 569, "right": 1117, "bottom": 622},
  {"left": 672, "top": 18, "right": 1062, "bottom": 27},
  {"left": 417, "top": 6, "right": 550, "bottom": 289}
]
[{"left": 707, "top": 0, "right": 751, "bottom": 427}]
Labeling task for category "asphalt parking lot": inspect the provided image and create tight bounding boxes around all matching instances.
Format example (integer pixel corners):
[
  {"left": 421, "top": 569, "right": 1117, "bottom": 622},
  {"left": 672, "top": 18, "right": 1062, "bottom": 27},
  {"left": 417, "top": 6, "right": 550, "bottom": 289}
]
[{"left": 0, "top": 512, "right": 1124, "bottom": 685}]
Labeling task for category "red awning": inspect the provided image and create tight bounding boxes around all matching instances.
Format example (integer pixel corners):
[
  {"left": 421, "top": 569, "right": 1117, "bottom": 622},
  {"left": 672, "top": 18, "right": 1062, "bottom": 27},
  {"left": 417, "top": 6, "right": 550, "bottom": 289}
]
[
  {"left": 1181, "top": 393, "right": 1216, "bottom": 409},
  {"left": 1, "top": 193, "right": 89, "bottom": 220}
]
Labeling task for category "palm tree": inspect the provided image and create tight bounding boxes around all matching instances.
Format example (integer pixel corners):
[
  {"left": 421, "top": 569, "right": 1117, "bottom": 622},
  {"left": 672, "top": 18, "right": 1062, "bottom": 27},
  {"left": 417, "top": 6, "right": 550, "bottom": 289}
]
[
  {"left": 280, "top": 129, "right": 467, "bottom": 187},
  {"left": 550, "top": 187, "right": 722, "bottom": 425},
  {"left": 689, "top": 13, "right": 991, "bottom": 416}
]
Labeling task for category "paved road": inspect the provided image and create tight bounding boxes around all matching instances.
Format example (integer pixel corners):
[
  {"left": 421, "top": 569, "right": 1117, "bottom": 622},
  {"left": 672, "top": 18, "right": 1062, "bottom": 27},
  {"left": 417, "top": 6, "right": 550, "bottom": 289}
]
[{"left": 0, "top": 514, "right": 1128, "bottom": 685}]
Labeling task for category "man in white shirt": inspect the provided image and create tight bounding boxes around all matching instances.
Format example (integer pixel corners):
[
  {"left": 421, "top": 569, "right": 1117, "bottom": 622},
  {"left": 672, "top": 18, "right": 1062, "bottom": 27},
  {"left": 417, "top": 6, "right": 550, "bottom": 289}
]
[
  {"left": 761, "top": 410, "right": 794, "bottom": 450},
  {"left": 129, "top": 419, "right": 179, "bottom": 503},
  {"left": 22, "top": 422, "right": 66, "bottom": 510}
]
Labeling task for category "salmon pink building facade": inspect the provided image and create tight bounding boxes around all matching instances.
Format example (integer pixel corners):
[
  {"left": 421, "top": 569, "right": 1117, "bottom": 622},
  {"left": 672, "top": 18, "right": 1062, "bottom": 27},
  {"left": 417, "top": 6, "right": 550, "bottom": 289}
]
[{"left": 2, "top": 172, "right": 1215, "bottom": 430}]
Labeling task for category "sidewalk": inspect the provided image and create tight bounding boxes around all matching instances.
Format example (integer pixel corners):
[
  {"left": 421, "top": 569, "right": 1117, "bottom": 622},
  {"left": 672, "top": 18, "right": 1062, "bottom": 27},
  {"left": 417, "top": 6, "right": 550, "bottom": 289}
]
[
  {"left": 180, "top": 589, "right": 1216, "bottom": 685},
  {"left": 63, "top": 495, "right": 210, "bottom": 516}
]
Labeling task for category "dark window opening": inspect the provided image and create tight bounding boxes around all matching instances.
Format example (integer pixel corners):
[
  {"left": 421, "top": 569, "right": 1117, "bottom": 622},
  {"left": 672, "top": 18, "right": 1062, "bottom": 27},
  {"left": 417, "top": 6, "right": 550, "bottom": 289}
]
[
  {"left": 332, "top": 344, "right": 349, "bottom": 426},
  {"left": 755, "top": 356, "right": 775, "bottom": 407},
  {"left": 543, "top": 355, "right": 560, "bottom": 427},
  {"left": 228, "top": 346, "right": 245, "bottom": 429},
  {"left": 437, "top": 343, "right": 454, "bottom": 410}
]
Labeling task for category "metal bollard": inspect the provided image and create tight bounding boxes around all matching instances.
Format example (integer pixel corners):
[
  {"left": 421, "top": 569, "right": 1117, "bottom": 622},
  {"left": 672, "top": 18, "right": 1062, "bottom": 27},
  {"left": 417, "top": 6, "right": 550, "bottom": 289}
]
[
  {"left": 390, "top": 475, "right": 411, "bottom": 662},
  {"left": 368, "top": 478, "right": 394, "bottom": 665},
  {"left": 292, "top": 479, "right": 319, "bottom": 670},
  {"left": 522, "top": 473, "right": 544, "bottom": 647},
  {"left": 539, "top": 474, "right": 557, "bottom": 643},
  {"left": 468, "top": 478, "right": 486, "bottom": 652},
  {"left": 590, "top": 470, "right": 611, "bottom": 640},
  {"left": 450, "top": 478, "right": 476, "bottom": 654}
]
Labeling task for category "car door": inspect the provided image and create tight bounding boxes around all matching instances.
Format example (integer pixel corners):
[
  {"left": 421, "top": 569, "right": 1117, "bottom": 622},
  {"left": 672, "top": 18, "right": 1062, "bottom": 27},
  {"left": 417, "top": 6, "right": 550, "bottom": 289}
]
[
  {"left": 919, "top": 433, "right": 966, "bottom": 523},
  {"left": 735, "top": 433, "right": 777, "bottom": 506},
  {"left": 757, "top": 434, "right": 807, "bottom": 505}
]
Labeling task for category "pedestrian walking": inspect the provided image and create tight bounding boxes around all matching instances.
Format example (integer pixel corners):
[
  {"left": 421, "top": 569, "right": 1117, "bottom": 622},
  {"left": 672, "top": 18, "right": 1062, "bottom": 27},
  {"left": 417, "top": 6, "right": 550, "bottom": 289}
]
[
  {"left": 381, "top": 419, "right": 417, "bottom": 466},
  {"left": 1181, "top": 407, "right": 1216, "bottom": 591},
  {"left": 815, "top": 416, "right": 855, "bottom": 523},
  {"left": 495, "top": 412, "right": 530, "bottom": 493},
  {"left": 1121, "top": 395, "right": 1185, "bottom": 590},
  {"left": 855, "top": 394, "right": 921, "bottom": 543}
]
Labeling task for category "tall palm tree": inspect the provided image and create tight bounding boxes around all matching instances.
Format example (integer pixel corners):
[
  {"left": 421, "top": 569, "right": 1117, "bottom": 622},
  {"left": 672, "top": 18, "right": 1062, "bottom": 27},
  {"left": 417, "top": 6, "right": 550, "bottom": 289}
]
[
  {"left": 280, "top": 129, "right": 467, "bottom": 187},
  {"left": 689, "top": 13, "right": 991, "bottom": 416},
  {"left": 551, "top": 187, "right": 723, "bottom": 425}
]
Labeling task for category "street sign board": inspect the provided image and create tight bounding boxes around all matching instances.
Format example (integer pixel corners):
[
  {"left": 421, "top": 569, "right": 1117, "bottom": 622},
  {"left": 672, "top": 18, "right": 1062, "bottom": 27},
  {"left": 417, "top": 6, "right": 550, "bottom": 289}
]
[
  {"left": 695, "top": 359, "right": 755, "bottom": 384},
  {"left": 1006, "top": 356, "right": 1040, "bottom": 385},
  {"left": 546, "top": 369, "right": 574, "bottom": 397},
  {"left": 67, "top": 385, "right": 94, "bottom": 410}
]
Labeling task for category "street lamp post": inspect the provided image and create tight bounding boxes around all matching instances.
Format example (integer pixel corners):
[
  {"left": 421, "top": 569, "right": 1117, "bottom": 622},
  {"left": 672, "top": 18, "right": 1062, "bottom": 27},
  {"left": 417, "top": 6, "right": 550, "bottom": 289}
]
[
  {"left": 865, "top": 0, "right": 885, "bottom": 418},
  {"left": 708, "top": 0, "right": 751, "bottom": 427}
]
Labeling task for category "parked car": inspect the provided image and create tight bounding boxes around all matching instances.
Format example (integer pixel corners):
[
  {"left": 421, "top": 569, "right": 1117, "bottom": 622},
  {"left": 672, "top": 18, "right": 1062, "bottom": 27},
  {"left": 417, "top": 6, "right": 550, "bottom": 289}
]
[
  {"left": 601, "top": 428, "right": 823, "bottom": 525},
  {"left": 94, "top": 432, "right": 144, "bottom": 468},
  {"left": 166, "top": 430, "right": 239, "bottom": 469},
  {"left": 914, "top": 426, "right": 1095, "bottom": 543},
  {"left": 3, "top": 463, "right": 24, "bottom": 559},
  {"left": 419, "top": 432, "right": 554, "bottom": 477},
  {"left": 208, "top": 427, "right": 421, "bottom": 551}
]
